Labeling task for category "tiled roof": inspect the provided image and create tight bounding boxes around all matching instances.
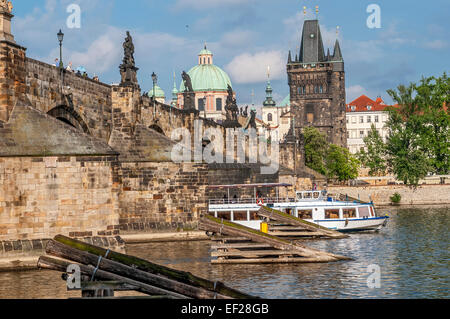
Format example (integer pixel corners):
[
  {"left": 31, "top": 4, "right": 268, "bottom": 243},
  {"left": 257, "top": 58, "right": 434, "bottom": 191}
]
[{"left": 346, "top": 95, "right": 398, "bottom": 112}]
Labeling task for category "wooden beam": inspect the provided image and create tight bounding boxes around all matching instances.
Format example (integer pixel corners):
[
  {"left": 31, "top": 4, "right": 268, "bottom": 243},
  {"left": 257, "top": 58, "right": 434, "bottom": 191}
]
[
  {"left": 212, "top": 257, "right": 344, "bottom": 264},
  {"left": 52, "top": 235, "right": 256, "bottom": 299},
  {"left": 257, "top": 206, "right": 348, "bottom": 239},
  {"left": 212, "top": 250, "right": 301, "bottom": 258},
  {"left": 45, "top": 240, "right": 232, "bottom": 300},
  {"left": 211, "top": 243, "right": 272, "bottom": 250},
  {"left": 37, "top": 256, "right": 188, "bottom": 299}
]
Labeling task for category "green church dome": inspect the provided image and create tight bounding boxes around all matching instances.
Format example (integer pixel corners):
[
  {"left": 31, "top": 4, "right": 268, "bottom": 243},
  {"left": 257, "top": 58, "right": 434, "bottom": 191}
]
[
  {"left": 149, "top": 85, "right": 165, "bottom": 98},
  {"left": 180, "top": 64, "right": 232, "bottom": 93},
  {"left": 180, "top": 46, "right": 232, "bottom": 93}
]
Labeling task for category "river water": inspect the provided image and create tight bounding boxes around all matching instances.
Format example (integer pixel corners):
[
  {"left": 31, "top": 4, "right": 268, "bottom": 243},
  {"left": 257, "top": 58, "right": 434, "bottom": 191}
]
[{"left": 0, "top": 207, "right": 448, "bottom": 299}]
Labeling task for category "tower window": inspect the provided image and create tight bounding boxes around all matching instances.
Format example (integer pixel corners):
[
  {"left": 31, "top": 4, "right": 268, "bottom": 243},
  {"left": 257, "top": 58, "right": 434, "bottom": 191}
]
[
  {"left": 319, "top": 85, "right": 323, "bottom": 93},
  {"left": 267, "top": 113, "right": 273, "bottom": 122},
  {"left": 306, "top": 105, "right": 314, "bottom": 123}
]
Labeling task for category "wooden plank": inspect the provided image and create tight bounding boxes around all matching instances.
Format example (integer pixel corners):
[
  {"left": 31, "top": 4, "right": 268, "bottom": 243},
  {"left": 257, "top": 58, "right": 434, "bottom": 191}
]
[
  {"left": 212, "top": 257, "right": 342, "bottom": 264},
  {"left": 199, "top": 215, "right": 352, "bottom": 262},
  {"left": 268, "top": 231, "right": 324, "bottom": 237},
  {"left": 212, "top": 250, "right": 302, "bottom": 258},
  {"left": 210, "top": 237, "right": 252, "bottom": 242},
  {"left": 257, "top": 206, "right": 348, "bottom": 239},
  {"left": 68, "top": 281, "right": 139, "bottom": 292},
  {"left": 268, "top": 225, "right": 313, "bottom": 230},
  {"left": 211, "top": 243, "right": 272, "bottom": 250},
  {"left": 53, "top": 235, "right": 256, "bottom": 299}
]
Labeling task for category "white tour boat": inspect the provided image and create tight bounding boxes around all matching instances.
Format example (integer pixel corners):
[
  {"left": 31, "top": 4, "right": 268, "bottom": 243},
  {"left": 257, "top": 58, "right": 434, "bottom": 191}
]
[{"left": 207, "top": 183, "right": 389, "bottom": 232}]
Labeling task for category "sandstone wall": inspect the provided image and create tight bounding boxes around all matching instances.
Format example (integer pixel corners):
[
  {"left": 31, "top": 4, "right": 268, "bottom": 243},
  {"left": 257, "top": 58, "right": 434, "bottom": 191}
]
[
  {"left": 328, "top": 185, "right": 450, "bottom": 206},
  {"left": 0, "top": 156, "right": 119, "bottom": 241},
  {"left": 116, "top": 162, "right": 208, "bottom": 233}
]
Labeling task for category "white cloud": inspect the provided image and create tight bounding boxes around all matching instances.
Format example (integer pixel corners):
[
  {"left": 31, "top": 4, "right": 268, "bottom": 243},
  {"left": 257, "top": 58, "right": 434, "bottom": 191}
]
[
  {"left": 175, "top": 0, "right": 256, "bottom": 10},
  {"left": 224, "top": 51, "right": 285, "bottom": 84},
  {"left": 424, "top": 40, "right": 448, "bottom": 50},
  {"left": 347, "top": 85, "right": 365, "bottom": 101},
  {"left": 67, "top": 27, "right": 123, "bottom": 74}
]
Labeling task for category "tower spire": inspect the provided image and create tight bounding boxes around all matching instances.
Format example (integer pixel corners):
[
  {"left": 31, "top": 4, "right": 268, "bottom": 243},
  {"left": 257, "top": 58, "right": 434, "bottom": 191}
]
[{"left": 263, "top": 66, "right": 276, "bottom": 107}]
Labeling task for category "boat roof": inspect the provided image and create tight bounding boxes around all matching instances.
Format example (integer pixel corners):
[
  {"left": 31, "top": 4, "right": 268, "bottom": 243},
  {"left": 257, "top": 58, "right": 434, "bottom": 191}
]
[{"left": 207, "top": 183, "right": 292, "bottom": 189}]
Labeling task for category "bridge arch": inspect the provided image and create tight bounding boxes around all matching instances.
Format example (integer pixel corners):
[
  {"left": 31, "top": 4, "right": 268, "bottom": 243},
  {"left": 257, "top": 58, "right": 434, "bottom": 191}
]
[
  {"left": 149, "top": 124, "right": 165, "bottom": 136},
  {"left": 47, "top": 105, "right": 90, "bottom": 134}
]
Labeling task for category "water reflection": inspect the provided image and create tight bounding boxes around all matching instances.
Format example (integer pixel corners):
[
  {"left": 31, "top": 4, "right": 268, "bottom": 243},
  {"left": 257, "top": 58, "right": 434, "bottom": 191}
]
[{"left": 0, "top": 207, "right": 448, "bottom": 299}]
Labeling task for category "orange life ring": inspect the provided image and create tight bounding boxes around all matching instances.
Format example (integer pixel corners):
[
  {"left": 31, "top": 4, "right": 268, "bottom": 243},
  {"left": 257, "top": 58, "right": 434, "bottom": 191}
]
[{"left": 257, "top": 198, "right": 264, "bottom": 206}]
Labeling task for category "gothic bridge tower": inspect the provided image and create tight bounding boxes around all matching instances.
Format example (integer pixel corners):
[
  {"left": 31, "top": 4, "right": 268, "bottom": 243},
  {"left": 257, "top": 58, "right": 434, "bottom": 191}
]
[{"left": 287, "top": 19, "right": 347, "bottom": 148}]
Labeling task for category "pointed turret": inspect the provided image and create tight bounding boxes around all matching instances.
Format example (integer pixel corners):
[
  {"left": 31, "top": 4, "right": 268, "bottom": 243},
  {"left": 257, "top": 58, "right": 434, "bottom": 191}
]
[
  {"left": 288, "top": 50, "right": 292, "bottom": 64},
  {"left": 332, "top": 39, "right": 343, "bottom": 61},
  {"left": 298, "top": 19, "right": 326, "bottom": 63}
]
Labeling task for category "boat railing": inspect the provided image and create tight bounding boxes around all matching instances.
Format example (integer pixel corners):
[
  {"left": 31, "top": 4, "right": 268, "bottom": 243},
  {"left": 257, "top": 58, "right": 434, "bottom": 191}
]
[{"left": 209, "top": 197, "right": 297, "bottom": 206}]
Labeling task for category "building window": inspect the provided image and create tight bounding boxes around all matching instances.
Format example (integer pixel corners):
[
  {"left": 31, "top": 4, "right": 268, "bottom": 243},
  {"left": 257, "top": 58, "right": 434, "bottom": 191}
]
[
  {"left": 198, "top": 98, "right": 205, "bottom": 111},
  {"left": 267, "top": 113, "right": 273, "bottom": 122},
  {"left": 360, "top": 116, "right": 364, "bottom": 124},
  {"left": 367, "top": 116, "right": 371, "bottom": 123},
  {"left": 297, "top": 86, "right": 305, "bottom": 95},
  {"left": 360, "top": 130, "right": 364, "bottom": 138},
  {"left": 352, "top": 116, "right": 356, "bottom": 123},
  {"left": 319, "top": 85, "right": 323, "bottom": 93},
  {"left": 216, "top": 98, "right": 222, "bottom": 111},
  {"left": 375, "top": 115, "right": 379, "bottom": 123}
]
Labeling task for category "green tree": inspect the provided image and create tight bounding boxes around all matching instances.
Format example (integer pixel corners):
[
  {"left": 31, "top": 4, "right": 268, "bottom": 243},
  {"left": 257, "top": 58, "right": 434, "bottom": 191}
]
[
  {"left": 303, "top": 127, "right": 328, "bottom": 175},
  {"left": 303, "top": 127, "right": 360, "bottom": 181},
  {"left": 326, "top": 144, "right": 360, "bottom": 182},
  {"left": 357, "top": 124, "right": 387, "bottom": 176},
  {"left": 385, "top": 73, "right": 449, "bottom": 186}
]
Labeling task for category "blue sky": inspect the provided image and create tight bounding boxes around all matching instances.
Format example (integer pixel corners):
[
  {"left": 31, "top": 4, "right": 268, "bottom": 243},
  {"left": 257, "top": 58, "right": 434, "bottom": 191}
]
[{"left": 12, "top": 0, "right": 450, "bottom": 108}]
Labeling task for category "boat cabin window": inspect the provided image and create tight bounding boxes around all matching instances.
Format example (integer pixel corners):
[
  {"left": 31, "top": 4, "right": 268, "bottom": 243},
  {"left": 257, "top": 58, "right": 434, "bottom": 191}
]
[
  {"left": 298, "top": 209, "right": 313, "bottom": 219},
  {"left": 217, "top": 211, "right": 231, "bottom": 220},
  {"left": 303, "top": 192, "right": 312, "bottom": 199},
  {"left": 343, "top": 208, "right": 356, "bottom": 218},
  {"left": 312, "top": 192, "right": 320, "bottom": 199},
  {"left": 249, "top": 211, "right": 259, "bottom": 220},
  {"left": 284, "top": 208, "right": 293, "bottom": 216},
  {"left": 325, "top": 209, "right": 340, "bottom": 219},
  {"left": 358, "top": 206, "right": 370, "bottom": 218},
  {"left": 233, "top": 211, "right": 248, "bottom": 221}
]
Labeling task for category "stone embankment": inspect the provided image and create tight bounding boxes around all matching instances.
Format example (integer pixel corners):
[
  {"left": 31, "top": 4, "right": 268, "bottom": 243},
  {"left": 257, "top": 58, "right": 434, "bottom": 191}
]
[{"left": 328, "top": 184, "right": 450, "bottom": 206}]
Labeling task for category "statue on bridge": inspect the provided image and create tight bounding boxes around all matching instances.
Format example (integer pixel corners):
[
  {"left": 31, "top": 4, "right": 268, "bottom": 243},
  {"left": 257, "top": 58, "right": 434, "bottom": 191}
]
[
  {"left": 119, "top": 31, "right": 139, "bottom": 88},
  {"left": 0, "top": 1, "right": 13, "bottom": 13},
  {"left": 181, "top": 71, "right": 195, "bottom": 111},
  {"left": 223, "top": 85, "right": 241, "bottom": 128}
]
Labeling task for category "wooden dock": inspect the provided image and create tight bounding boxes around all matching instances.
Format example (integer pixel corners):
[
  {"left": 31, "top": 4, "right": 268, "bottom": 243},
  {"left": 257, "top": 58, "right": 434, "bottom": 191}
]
[
  {"left": 37, "top": 235, "right": 257, "bottom": 299},
  {"left": 257, "top": 206, "right": 349, "bottom": 240},
  {"left": 199, "top": 214, "right": 352, "bottom": 264}
]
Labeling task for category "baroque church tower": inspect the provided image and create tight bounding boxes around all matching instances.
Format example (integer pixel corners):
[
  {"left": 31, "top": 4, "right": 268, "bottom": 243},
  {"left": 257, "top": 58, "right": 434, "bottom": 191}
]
[{"left": 287, "top": 19, "right": 347, "bottom": 148}]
